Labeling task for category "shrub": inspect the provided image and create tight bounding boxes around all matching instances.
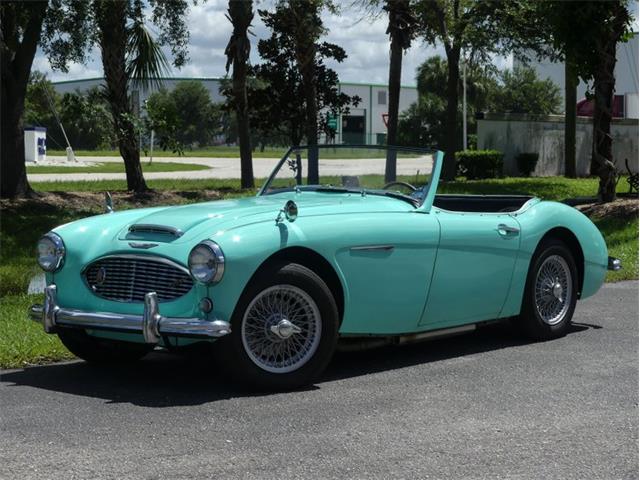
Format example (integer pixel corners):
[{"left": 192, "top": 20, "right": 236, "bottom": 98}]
[
  {"left": 516, "top": 152, "right": 539, "bottom": 177},
  {"left": 456, "top": 150, "right": 504, "bottom": 179}
]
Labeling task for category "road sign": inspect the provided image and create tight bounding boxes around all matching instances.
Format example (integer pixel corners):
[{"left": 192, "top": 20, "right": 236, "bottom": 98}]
[{"left": 327, "top": 115, "right": 338, "bottom": 131}]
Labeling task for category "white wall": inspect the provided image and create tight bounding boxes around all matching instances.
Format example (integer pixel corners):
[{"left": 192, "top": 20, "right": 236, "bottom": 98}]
[{"left": 477, "top": 113, "right": 639, "bottom": 176}]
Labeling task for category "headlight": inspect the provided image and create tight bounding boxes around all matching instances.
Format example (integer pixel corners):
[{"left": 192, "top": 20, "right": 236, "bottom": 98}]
[
  {"left": 36, "top": 232, "right": 65, "bottom": 272},
  {"left": 188, "top": 240, "right": 225, "bottom": 284}
]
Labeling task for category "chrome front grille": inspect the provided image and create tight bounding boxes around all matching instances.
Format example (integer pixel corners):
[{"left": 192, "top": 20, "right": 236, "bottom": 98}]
[{"left": 84, "top": 255, "right": 193, "bottom": 303}]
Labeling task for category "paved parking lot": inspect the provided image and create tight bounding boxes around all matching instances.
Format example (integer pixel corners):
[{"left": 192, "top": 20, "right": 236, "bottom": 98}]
[{"left": 1, "top": 281, "right": 637, "bottom": 479}]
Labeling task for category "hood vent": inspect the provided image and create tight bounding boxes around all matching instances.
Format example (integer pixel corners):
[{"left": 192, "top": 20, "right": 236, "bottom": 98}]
[{"left": 128, "top": 224, "right": 184, "bottom": 238}]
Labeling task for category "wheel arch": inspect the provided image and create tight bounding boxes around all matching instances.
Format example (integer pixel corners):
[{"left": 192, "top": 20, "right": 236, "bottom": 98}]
[
  {"left": 244, "top": 246, "right": 345, "bottom": 323},
  {"left": 536, "top": 227, "right": 585, "bottom": 297}
]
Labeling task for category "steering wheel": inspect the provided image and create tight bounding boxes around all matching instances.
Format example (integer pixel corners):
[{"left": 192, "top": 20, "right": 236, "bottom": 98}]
[{"left": 383, "top": 181, "right": 417, "bottom": 192}]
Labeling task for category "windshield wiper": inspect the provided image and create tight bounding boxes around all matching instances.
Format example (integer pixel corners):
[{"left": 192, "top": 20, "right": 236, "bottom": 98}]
[
  {"left": 298, "top": 185, "right": 359, "bottom": 194},
  {"left": 366, "top": 190, "right": 418, "bottom": 206}
]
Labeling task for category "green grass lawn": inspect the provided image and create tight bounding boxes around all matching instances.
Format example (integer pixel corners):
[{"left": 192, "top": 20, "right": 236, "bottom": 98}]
[
  {"left": 1, "top": 175, "right": 636, "bottom": 368},
  {"left": 27, "top": 161, "right": 209, "bottom": 174}
]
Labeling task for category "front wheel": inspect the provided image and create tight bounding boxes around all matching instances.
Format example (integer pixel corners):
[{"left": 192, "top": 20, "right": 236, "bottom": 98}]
[
  {"left": 518, "top": 238, "right": 578, "bottom": 340},
  {"left": 219, "top": 263, "right": 339, "bottom": 390}
]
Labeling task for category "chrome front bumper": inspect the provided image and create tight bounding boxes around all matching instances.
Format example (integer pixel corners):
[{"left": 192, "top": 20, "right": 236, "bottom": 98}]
[{"left": 29, "top": 285, "right": 231, "bottom": 344}]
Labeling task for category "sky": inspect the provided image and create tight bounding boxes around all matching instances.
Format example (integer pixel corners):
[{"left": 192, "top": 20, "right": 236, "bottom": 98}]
[
  {"left": 32, "top": 1, "right": 461, "bottom": 87},
  {"left": 33, "top": 0, "right": 638, "bottom": 87}
]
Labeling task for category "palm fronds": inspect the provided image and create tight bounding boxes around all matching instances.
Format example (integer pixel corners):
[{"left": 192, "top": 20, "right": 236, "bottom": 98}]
[{"left": 126, "top": 21, "right": 170, "bottom": 91}]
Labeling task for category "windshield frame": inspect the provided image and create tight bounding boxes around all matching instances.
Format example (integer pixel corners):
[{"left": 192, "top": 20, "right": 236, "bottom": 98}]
[{"left": 257, "top": 144, "right": 440, "bottom": 208}]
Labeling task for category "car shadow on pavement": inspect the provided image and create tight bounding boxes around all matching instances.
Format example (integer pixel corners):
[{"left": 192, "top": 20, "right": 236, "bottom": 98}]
[{"left": 1, "top": 322, "right": 593, "bottom": 407}]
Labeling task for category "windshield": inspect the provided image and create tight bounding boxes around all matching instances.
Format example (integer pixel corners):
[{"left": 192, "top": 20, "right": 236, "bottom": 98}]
[{"left": 259, "top": 145, "right": 437, "bottom": 206}]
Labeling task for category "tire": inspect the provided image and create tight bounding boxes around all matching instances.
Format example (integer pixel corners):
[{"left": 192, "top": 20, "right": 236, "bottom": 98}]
[
  {"left": 57, "top": 327, "right": 153, "bottom": 364},
  {"left": 518, "top": 238, "right": 578, "bottom": 340},
  {"left": 218, "top": 262, "right": 339, "bottom": 390}
]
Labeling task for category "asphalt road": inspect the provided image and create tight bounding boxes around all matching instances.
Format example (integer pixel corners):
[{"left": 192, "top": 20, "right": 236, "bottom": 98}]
[{"left": 1, "top": 281, "right": 637, "bottom": 479}]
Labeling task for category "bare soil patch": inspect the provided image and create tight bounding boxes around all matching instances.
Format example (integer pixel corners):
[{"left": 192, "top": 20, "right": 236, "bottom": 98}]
[{"left": 0, "top": 189, "right": 229, "bottom": 214}]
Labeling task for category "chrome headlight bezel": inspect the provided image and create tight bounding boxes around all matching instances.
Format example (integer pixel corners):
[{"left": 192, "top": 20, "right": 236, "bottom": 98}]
[
  {"left": 188, "top": 240, "right": 225, "bottom": 284},
  {"left": 36, "top": 232, "right": 66, "bottom": 272}
]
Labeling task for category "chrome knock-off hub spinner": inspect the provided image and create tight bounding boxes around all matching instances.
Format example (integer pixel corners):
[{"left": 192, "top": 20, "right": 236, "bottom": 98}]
[{"left": 270, "top": 318, "right": 302, "bottom": 339}]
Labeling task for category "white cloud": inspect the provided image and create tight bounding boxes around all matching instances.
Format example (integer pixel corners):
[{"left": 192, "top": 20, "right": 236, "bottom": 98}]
[{"left": 34, "top": 2, "right": 504, "bottom": 87}]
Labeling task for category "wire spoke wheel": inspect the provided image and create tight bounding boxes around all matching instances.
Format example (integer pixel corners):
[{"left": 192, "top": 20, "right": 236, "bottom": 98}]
[
  {"left": 241, "top": 284, "right": 322, "bottom": 374},
  {"left": 534, "top": 254, "right": 572, "bottom": 326}
]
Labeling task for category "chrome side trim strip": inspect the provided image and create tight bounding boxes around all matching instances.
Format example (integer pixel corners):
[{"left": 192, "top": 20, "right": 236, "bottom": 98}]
[
  {"left": 350, "top": 245, "right": 395, "bottom": 252},
  {"left": 29, "top": 285, "right": 230, "bottom": 344}
]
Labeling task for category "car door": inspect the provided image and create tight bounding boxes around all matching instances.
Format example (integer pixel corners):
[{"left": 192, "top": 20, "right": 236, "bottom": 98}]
[
  {"left": 334, "top": 211, "right": 440, "bottom": 335},
  {"left": 419, "top": 211, "right": 521, "bottom": 328}
]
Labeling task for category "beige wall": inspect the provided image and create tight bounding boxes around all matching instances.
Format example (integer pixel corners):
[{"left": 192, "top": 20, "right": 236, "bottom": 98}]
[{"left": 478, "top": 113, "right": 639, "bottom": 176}]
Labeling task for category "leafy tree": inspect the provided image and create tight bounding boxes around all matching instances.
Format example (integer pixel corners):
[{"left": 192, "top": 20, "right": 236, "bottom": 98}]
[
  {"left": 93, "top": 0, "right": 190, "bottom": 193},
  {"left": 223, "top": 3, "right": 359, "bottom": 153},
  {"left": 257, "top": 0, "right": 330, "bottom": 184},
  {"left": 145, "top": 81, "right": 223, "bottom": 152},
  {"left": 586, "top": 1, "right": 632, "bottom": 201},
  {"left": 23, "top": 72, "right": 59, "bottom": 136},
  {"left": 489, "top": 0, "right": 633, "bottom": 196},
  {"left": 417, "top": 0, "right": 539, "bottom": 180},
  {"left": 1, "top": 1, "right": 90, "bottom": 198},
  {"left": 519, "top": 1, "right": 632, "bottom": 198},
  {"left": 224, "top": 0, "right": 254, "bottom": 189},
  {"left": 58, "top": 88, "right": 117, "bottom": 150},
  {"left": 491, "top": 65, "right": 561, "bottom": 115},
  {"left": 399, "top": 55, "right": 496, "bottom": 150}
]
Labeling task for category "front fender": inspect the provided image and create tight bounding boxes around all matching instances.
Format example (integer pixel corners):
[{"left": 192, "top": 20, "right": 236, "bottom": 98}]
[{"left": 500, "top": 201, "right": 607, "bottom": 317}]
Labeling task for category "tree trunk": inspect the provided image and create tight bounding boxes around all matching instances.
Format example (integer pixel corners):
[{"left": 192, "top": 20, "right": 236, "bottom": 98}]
[
  {"left": 290, "top": 0, "right": 320, "bottom": 185},
  {"left": 233, "top": 43, "right": 254, "bottom": 189},
  {"left": 95, "top": 1, "right": 147, "bottom": 193},
  {"left": 442, "top": 47, "right": 460, "bottom": 181},
  {"left": 591, "top": 3, "right": 627, "bottom": 202},
  {"left": 226, "top": 0, "right": 254, "bottom": 189},
  {"left": 300, "top": 54, "right": 319, "bottom": 184},
  {"left": 0, "top": 2, "right": 47, "bottom": 198},
  {"left": 385, "top": 18, "right": 403, "bottom": 182},
  {"left": 564, "top": 59, "right": 577, "bottom": 178}
]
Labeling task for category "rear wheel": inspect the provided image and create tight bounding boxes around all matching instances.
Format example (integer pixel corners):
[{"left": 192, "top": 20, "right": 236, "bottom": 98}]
[
  {"left": 518, "top": 238, "right": 578, "bottom": 340},
  {"left": 219, "top": 263, "right": 339, "bottom": 390},
  {"left": 57, "top": 328, "right": 153, "bottom": 364}
]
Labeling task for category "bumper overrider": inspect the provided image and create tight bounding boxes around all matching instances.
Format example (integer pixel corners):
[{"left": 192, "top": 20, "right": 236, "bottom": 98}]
[
  {"left": 608, "top": 256, "right": 622, "bottom": 271},
  {"left": 29, "top": 285, "right": 231, "bottom": 344}
]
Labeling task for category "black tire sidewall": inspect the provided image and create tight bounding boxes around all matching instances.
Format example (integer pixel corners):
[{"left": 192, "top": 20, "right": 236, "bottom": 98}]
[
  {"left": 521, "top": 239, "right": 578, "bottom": 339},
  {"left": 220, "top": 262, "right": 339, "bottom": 390}
]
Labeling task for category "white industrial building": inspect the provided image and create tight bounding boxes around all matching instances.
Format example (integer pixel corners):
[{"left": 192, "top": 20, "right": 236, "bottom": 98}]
[
  {"left": 514, "top": 32, "right": 638, "bottom": 119},
  {"left": 52, "top": 77, "right": 418, "bottom": 146}
]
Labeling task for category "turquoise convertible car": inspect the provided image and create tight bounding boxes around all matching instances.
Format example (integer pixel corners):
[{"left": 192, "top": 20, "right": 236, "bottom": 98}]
[{"left": 31, "top": 146, "right": 619, "bottom": 389}]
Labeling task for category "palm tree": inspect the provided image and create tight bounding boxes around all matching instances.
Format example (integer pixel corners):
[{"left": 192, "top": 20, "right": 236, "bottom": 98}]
[
  {"left": 93, "top": 0, "right": 170, "bottom": 193},
  {"left": 225, "top": 0, "right": 255, "bottom": 189},
  {"left": 384, "top": 0, "right": 416, "bottom": 182}
]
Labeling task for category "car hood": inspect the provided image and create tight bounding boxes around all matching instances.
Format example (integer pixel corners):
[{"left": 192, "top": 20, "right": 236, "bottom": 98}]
[{"left": 116, "top": 192, "right": 411, "bottom": 245}]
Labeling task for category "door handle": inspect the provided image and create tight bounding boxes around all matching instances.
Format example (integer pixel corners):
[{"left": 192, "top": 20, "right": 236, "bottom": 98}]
[{"left": 497, "top": 224, "right": 519, "bottom": 235}]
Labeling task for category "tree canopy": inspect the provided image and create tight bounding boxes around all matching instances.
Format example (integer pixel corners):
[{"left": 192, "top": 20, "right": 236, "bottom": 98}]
[{"left": 223, "top": 3, "right": 360, "bottom": 147}]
